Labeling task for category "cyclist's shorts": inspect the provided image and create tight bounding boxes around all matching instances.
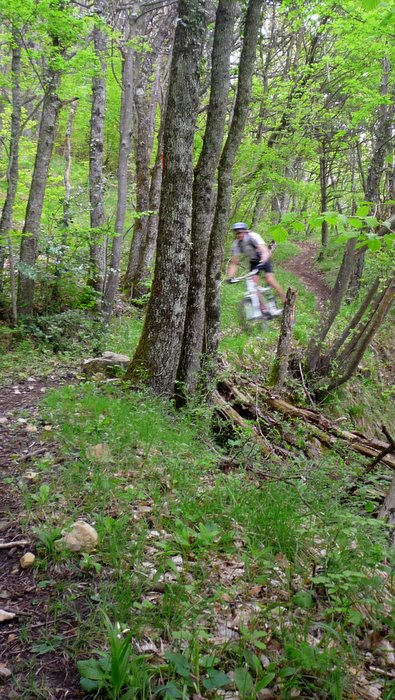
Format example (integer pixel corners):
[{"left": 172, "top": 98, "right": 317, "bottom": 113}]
[{"left": 250, "top": 258, "right": 272, "bottom": 274}]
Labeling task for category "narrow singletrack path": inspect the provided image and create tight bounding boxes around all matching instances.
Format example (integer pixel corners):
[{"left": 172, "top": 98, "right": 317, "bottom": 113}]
[{"left": 282, "top": 240, "right": 331, "bottom": 310}]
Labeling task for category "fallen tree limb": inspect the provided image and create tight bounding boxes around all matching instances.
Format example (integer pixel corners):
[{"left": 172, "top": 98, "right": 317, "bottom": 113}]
[
  {"left": 0, "top": 540, "right": 29, "bottom": 550},
  {"left": 218, "top": 378, "right": 395, "bottom": 470}
]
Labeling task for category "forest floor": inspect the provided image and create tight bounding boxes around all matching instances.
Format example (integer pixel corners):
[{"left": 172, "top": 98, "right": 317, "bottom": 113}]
[
  {"left": 0, "top": 250, "right": 394, "bottom": 699},
  {"left": 281, "top": 241, "right": 331, "bottom": 310}
]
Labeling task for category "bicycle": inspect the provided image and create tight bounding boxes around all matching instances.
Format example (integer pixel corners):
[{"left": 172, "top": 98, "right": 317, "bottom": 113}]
[{"left": 227, "top": 268, "right": 282, "bottom": 332}]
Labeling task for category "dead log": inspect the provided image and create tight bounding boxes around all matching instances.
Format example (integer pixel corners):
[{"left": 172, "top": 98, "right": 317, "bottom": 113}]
[{"left": 219, "top": 379, "right": 395, "bottom": 470}]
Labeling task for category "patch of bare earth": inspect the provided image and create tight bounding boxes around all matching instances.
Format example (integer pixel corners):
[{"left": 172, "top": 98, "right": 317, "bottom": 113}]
[
  {"left": 282, "top": 240, "right": 331, "bottom": 310},
  {"left": 0, "top": 376, "right": 84, "bottom": 699}
]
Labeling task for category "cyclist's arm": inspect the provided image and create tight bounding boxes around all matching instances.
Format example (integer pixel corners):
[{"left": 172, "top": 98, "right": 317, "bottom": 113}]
[
  {"left": 258, "top": 243, "right": 270, "bottom": 263},
  {"left": 227, "top": 255, "right": 239, "bottom": 278}
]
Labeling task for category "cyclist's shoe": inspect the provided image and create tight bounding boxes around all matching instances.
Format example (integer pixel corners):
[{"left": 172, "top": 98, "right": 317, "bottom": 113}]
[
  {"left": 269, "top": 308, "right": 282, "bottom": 317},
  {"left": 226, "top": 278, "right": 237, "bottom": 284}
]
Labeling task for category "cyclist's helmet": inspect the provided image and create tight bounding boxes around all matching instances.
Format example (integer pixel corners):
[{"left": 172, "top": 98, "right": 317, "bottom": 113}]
[{"left": 232, "top": 222, "right": 248, "bottom": 231}]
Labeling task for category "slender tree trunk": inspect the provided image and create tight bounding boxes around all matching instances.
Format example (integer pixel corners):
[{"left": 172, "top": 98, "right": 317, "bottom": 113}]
[
  {"left": 271, "top": 287, "right": 297, "bottom": 391},
  {"left": 319, "top": 143, "right": 329, "bottom": 248},
  {"left": 17, "top": 68, "right": 61, "bottom": 317},
  {"left": 205, "top": 0, "right": 264, "bottom": 359},
  {"left": 348, "top": 58, "right": 394, "bottom": 294},
  {"left": 88, "top": 0, "right": 108, "bottom": 296},
  {"left": 177, "top": 0, "right": 239, "bottom": 394},
  {"left": 0, "top": 33, "right": 22, "bottom": 315},
  {"left": 324, "top": 275, "right": 394, "bottom": 394},
  {"left": 306, "top": 237, "right": 356, "bottom": 375},
  {"left": 103, "top": 44, "right": 134, "bottom": 319},
  {"left": 52, "top": 99, "right": 78, "bottom": 309},
  {"left": 125, "top": 0, "right": 207, "bottom": 396}
]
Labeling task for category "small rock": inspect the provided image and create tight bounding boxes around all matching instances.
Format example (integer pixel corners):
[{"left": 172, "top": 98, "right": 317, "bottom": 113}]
[
  {"left": 0, "top": 417, "right": 8, "bottom": 425},
  {"left": 0, "top": 609, "right": 16, "bottom": 623},
  {"left": 0, "top": 663, "right": 12, "bottom": 682},
  {"left": 86, "top": 443, "right": 112, "bottom": 463},
  {"left": 82, "top": 352, "right": 130, "bottom": 376},
  {"left": 26, "top": 424, "right": 38, "bottom": 433},
  {"left": 20, "top": 552, "right": 35, "bottom": 569},
  {"left": 376, "top": 639, "right": 395, "bottom": 666},
  {"left": 56, "top": 521, "right": 98, "bottom": 553},
  {"left": 27, "top": 377, "right": 36, "bottom": 382},
  {"left": 16, "top": 418, "right": 27, "bottom": 425},
  {"left": 24, "top": 471, "right": 39, "bottom": 481},
  {"left": 43, "top": 425, "right": 52, "bottom": 431}
]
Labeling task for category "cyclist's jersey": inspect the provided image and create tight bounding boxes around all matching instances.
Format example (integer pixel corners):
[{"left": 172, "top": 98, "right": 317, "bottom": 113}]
[{"left": 231, "top": 231, "right": 265, "bottom": 261}]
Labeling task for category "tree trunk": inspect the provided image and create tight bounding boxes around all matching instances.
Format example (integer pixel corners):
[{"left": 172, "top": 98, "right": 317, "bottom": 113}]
[
  {"left": 378, "top": 474, "right": 395, "bottom": 547},
  {"left": 205, "top": 0, "right": 264, "bottom": 359},
  {"left": 319, "top": 145, "right": 329, "bottom": 248},
  {"left": 0, "top": 32, "right": 22, "bottom": 318},
  {"left": 348, "top": 58, "right": 394, "bottom": 294},
  {"left": 324, "top": 275, "right": 394, "bottom": 394},
  {"left": 305, "top": 237, "right": 356, "bottom": 375},
  {"left": 270, "top": 287, "right": 297, "bottom": 391},
  {"left": 17, "top": 68, "right": 61, "bottom": 317},
  {"left": 103, "top": 43, "right": 134, "bottom": 320},
  {"left": 88, "top": 0, "right": 108, "bottom": 296},
  {"left": 176, "top": 0, "right": 239, "bottom": 394},
  {"left": 52, "top": 99, "right": 78, "bottom": 309},
  {"left": 125, "top": 0, "right": 207, "bottom": 396}
]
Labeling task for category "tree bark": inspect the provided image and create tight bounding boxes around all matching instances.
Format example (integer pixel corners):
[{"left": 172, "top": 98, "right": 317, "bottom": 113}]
[
  {"left": 348, "top": 58, "right": 394, "bottom": 294},
  {"left": 0, "top": 32, "right": 22, "bottom": 320},
  {"left": 176, "top": 0, "right": 239, "bottom": 394},
  {"left": 205, "top": 0, "right": 264, "bottom": 359},
  {"left": 270, "top": 287, "right": 297, "bottom": 391},
  {"left": 125, "top": 0, "right": 207, "bottom": 396},
  {"left": 17, "top": 66, "right": 61, "bottom": 317},
  {"left": 88, "top": 0, "right": 108, "bottom": 296},
  {"left": 103, "top": 41, "right": 134, "bottom": 320}
]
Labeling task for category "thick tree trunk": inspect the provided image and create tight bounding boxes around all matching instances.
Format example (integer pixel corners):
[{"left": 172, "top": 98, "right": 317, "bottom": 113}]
[
  {"left": 205, "top": 0, "right": 263, "bottom": 359},
  {"left": 176, "top": 0, "right": 238, "bottom": 394},
  {"left": 0, "top": 33, "right": 22, "bottom": 319},
  {"left": 17, "top": 69, "right": 61, "bottom": 317},
  {"left": 103, "top": 44, "right": 134, "bottom": 320},
  {"left": 125, "top": 0, "right": 206, "bottom": 396},
  {"left": 88, "top": 0, "right": 108, "bottom": 296}
]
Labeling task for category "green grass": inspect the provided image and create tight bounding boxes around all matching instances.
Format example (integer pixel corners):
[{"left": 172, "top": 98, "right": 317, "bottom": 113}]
[{"left": 10, "top": 377, "right": 393, "bottom": 700}]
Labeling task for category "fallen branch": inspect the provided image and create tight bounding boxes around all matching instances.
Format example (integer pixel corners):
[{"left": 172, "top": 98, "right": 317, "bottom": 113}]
[{"left": 0, "top": 540, "right": 29, "bottom": 550}]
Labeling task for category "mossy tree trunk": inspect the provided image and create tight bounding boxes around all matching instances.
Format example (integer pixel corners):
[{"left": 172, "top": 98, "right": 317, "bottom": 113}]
[{"left": 125, "top": 0, "right": 207, "bottom": 396}]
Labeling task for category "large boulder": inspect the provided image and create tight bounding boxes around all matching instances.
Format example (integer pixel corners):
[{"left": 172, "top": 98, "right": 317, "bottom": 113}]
[{"left": 82, "top": 351, "right": 130, "bottom": 376}]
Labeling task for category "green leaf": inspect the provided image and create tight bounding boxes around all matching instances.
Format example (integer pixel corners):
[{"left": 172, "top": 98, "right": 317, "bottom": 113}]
[
  {"left": 234, "top": 667, "right": 254, "bottom": 698},
  {"left": 349, "top": 217, "right": 363, "bottom": 229},
  {"left": 347, "top": 610, "right": 364, "bottom": 626},
  {"left": 360, "top": 0, "right": 381, "bottom": 8},
  {"left": 202, "top": 669, "right": 231, "bottom": 690},
  {"left": 366, "top": 238, "right": 381, "bottom": 251},
  {"left": 153, "top": 681, "right": 184, "bottom": 699},
  {"left": 244, "top": 649, "right": 262, "bottom": 676},
  {"left": 322, "top": 211, "right": 340, "bottom": 225},
  {"left": 77, "top": 658, "right": 106, "bottom": 681},
  {"left": 292, "top": 590, "right": 314, "bottom": 610},
  {"left": 363, "top": 216, "right": 378, "bottom": 228},
  {"left": 355, "top": 205, "right": 370, "bottom": 217},
  {"left": 256, "top": 672, "right": 276, "bottom": 690},
  {"left": 80, "top": 677, "right": 101, "bottom": 691},
  {"left": 365, "top": 501, "right": 376, "bottom": 512},
  {"left": 267, "top": 224, "right": 288, "bottom": 243},
  {"left": 165, "top": 651, "right": 191, "bottom": 679}
]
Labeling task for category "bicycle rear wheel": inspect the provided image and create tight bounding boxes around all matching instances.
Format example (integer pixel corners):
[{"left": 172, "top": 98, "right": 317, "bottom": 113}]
[{"left": 239, "top": 298, "right": 262, "bottom": 333}]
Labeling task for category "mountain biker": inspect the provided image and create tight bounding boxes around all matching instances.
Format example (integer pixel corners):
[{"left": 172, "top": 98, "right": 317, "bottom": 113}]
[{"left": 227, "top": 222, "right": 286, "bottom": 304}]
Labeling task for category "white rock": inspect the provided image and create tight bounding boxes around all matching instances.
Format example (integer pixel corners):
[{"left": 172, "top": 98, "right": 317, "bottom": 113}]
[
  {"left": 24, "top": 471, "right": 39, "bottom": 481},
  {"left": 56, "top": 521, "right": 98, "bottom": 552},
  {"left": 0, "top": 663, "right": 12, "bottom": 680},
  {"left": 20, "top": 553, "right": 35, "bottom": 569},
  {"left": 0, "top": 609, "right": 16, "bottom": 623},
  {"left": 0, "top": 417, "right": 8, "bottom": 425},
  {"left": 26, "top": 424, "right": 38, "bottom": 433}
]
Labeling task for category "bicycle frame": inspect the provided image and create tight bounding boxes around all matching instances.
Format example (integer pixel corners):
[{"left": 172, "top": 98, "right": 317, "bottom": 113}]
[{"left": 228, "top": 269, "right": 280, "bottom": 328}]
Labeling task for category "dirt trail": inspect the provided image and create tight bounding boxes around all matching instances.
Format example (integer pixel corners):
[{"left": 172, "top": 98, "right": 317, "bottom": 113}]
[
  {"left": 282, "top": 240, "right": 331, "bottom": 310},
  {"left": 0, "top": 374, "right": 82, "bottom": 699}
]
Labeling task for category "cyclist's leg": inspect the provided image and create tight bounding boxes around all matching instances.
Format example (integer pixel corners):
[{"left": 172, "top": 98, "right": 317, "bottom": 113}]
[
  {"left": 250, "top": 259, "right": 266, "bottom": 312},
  {"left": 261, "top": 260, "right": 286, "bottom": 302}
]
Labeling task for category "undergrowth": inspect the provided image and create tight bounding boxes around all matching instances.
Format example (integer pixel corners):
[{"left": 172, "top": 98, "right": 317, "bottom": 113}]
[{"left": 11, "top": 378, "right": 394, "bottom": 699}]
